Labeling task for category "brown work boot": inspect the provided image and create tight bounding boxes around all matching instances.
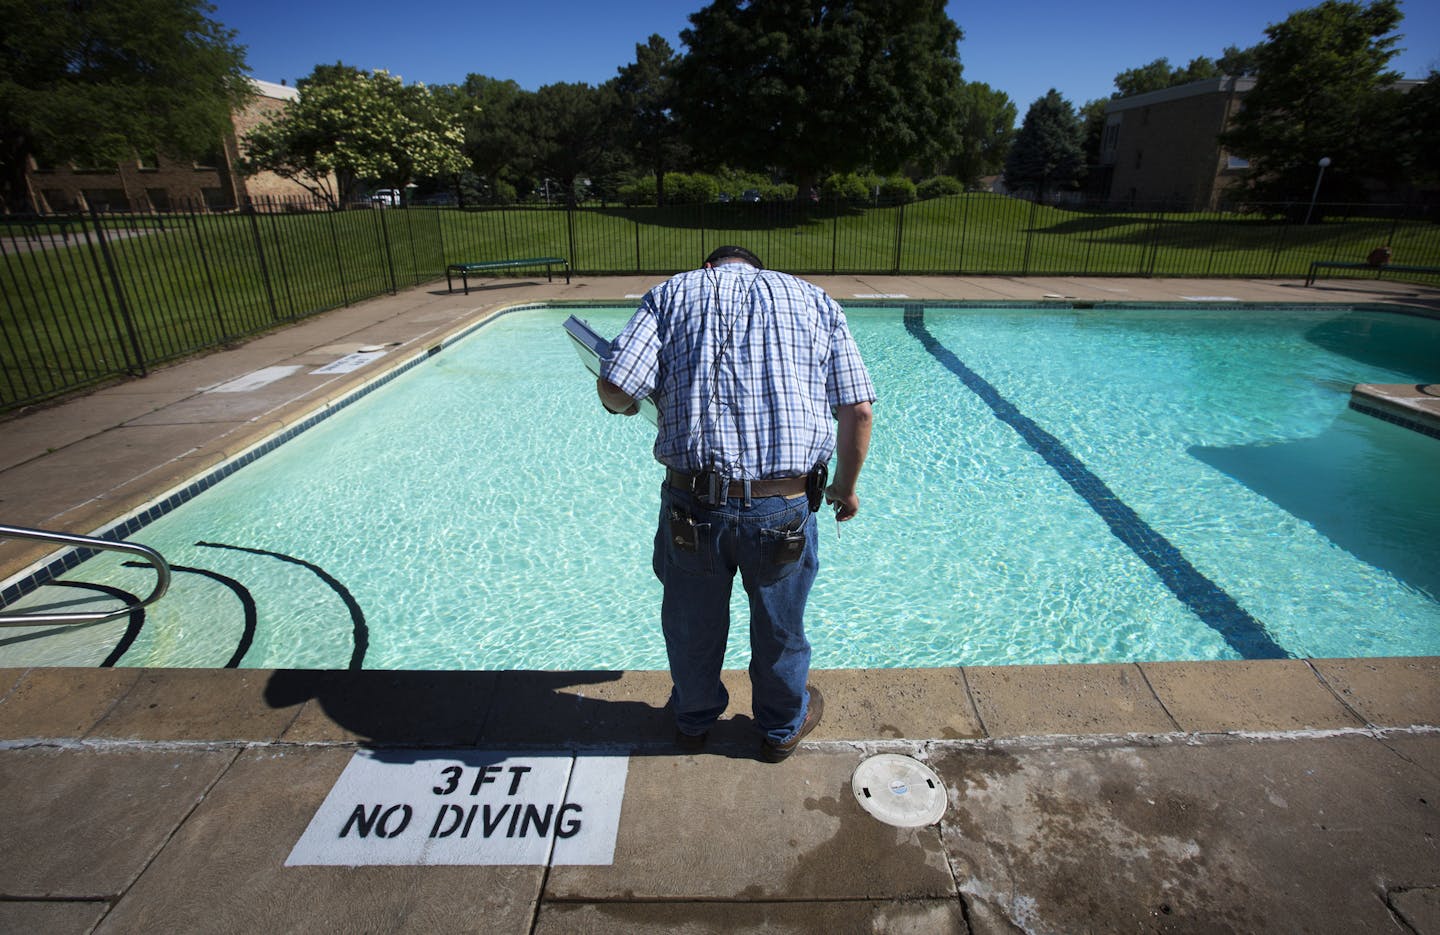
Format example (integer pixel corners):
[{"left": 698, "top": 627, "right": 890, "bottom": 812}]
[{"left": 760, "top": 685, "right": 824, "bottom": 763}]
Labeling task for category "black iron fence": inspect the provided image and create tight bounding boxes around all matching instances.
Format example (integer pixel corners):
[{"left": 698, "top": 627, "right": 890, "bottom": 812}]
[{"left": 3, "top": 193, "right": 1437, "bottom": 412}]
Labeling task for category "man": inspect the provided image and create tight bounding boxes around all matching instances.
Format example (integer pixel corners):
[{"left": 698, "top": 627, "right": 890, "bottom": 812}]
[{"left": 597, "top": 245, "right": 875, "bottom": 762}]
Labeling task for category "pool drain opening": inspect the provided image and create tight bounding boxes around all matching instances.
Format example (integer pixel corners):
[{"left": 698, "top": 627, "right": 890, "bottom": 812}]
[{"left": 851, "top": 754, "right": 948, "bottom": 827}]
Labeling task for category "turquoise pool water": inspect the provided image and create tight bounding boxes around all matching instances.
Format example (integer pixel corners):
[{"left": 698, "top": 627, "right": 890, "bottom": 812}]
[{"left": 3, "top": 302, "right": 1438, "bottom": 670}]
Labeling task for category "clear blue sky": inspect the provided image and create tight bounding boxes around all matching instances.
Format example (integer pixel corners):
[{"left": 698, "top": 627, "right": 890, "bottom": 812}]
[{"left": 211, "top": 0, "right": 1439, "bottom": 113}]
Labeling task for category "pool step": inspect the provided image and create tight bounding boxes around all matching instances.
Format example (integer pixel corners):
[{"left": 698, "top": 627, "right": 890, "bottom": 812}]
[{"left": 1349, "top": 383, "right": 1440, "bottom": 440}]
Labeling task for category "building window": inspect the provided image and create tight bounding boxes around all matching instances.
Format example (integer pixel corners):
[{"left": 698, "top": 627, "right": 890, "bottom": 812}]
[
  {"left": 138, "top": 151, "right": 160, "bottom": 171},
  {"left": 42, "top": 189, "right": 75, "bottom": 211},
  {"left": 1100, "top": 120, "right": 1121, "bottom": 163},
  {"left": 146, "top": 188, "right": 171, "bottom": 211},
  {"left": 201, "top": 187, "right": 230, "bottom": 211},
  {"left": 1226, "top": 155, "right": 1250, "bottom": 169},
  {"left": 193, "top": 145, "right": 225, "bottom": 170},
  {"left": 83, "top": 189, "right": 130, "bottom": 212}
]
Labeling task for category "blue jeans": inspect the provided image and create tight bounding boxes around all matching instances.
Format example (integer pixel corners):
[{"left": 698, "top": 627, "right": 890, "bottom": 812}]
[{"left": 653, "top": 482, "right": 818, "bottom": 745}]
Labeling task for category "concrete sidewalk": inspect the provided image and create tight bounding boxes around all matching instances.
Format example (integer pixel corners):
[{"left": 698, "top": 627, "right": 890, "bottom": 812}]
[
  {"left": 1, "top": 662, "right": 1437, "bottom": 933},
  {"left": 2, "top": 273, "right": 1439, "bottom": 933}
]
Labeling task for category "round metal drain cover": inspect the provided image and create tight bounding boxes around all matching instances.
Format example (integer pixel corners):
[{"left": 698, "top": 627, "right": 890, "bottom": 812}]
[{"left": 851, "top": 754, "right": 947, "bottom": 827}]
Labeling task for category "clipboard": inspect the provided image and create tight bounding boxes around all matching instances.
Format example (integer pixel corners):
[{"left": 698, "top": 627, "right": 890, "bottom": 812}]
[{"left": 562, "top": 315, "right": 658, "bottom": 425}]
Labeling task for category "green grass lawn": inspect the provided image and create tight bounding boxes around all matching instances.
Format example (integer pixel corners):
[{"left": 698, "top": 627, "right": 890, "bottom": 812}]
[{"left": 4, "top": 194, "right": 1438, "bottom": 410}]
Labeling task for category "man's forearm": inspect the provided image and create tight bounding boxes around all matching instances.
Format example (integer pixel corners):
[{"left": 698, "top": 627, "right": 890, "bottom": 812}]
[{"left": 831, "top": 401, "right": 873, "bottom": 494}]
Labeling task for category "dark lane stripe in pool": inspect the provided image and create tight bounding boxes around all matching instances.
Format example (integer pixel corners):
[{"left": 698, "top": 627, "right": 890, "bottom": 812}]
[
  {"left": 902, "top": 306, "right": 1289, "bottom": 660},
  {"left": 128, "top": 562, "right": 258, "bottom": 668},
  {"left": 197, "top": 541, "right": 368, "bottom": 670},
  {"left": 45, "top": 580, "right": 145, "bottom": 667}
]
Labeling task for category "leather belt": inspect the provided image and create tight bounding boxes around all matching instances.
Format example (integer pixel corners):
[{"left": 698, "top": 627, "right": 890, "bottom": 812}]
[{"left": 666, "top": 468, "right": 808, "bottom": 499}]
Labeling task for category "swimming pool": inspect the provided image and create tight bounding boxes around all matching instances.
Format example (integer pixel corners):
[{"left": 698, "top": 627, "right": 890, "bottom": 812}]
[{"left": 3, "top": 302, "right": 1438, "bottom": 670}]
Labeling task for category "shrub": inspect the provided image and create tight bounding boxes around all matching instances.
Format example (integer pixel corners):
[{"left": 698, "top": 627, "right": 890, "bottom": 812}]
[
  {"left": 618, "top": 176, "right": 658, "bottom": 206},
  {"left": 879, "top": 175, "right": 917, "bottom": 204},
  {"left": 917, "top": 176, "right": 964, "bottom": 200},
  {"left": 667, "top": 172, "right": 719, "bottom": 204},
  {"left": 821, "top": 173, "right": 871, "bottom": 202}
]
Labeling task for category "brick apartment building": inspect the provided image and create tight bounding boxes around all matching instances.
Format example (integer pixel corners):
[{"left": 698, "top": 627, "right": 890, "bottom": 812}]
[
  {"left": 25, "top": 78, "right": 320, "bottom": 214},
  {"left": 1099, "top": 75, "right": 1428, "bottom": 210},
  {"left": 1098, "top": 77, "right": 1255, "bottom": 211}
]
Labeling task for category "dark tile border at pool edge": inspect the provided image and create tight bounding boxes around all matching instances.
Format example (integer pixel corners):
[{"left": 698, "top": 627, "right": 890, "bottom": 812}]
[
  {"left": 1348, "top": 400, "right": 1440, "bottom": 440},
  {"left": 4, "top": 299, "right": 1437, "bottom": 607}
]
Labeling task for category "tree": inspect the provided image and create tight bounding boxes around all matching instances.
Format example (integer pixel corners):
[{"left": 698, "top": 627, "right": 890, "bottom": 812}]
[
  {"left": 242, "top": 64, "right": 468, "bottom": 207},
  {"left": 1003, "top": 89, "right": 1083, "bottom": 199},
  {"left": 1112, "top": 57, "right": 1222, "bottom": 98},
  {"left": 947, "top": 82, "right": 1016, "bottom": 186},
  {"left": 519, "top": 82, "right": 621, "bottom": 205},
  {"left": 0, "top": 0, "right": 252, "bottom": 211},
  {"left": 615, "top": 35, "right": 685, "bottom": 206},
  {"left": 1398, "top": 72, "right": 1440, "bottom": 191},
  {"left": 455, "top": 74, "right": 532, "bottom": 203},
  {"left": 673, "top": 0, "right": 964, "bottom": 199},
  {"left": 1217, "top": 44, "right": 1263, "bottom": 77},
  {"left": 1219, "top": 0, "right": 1406, "bottom": 207}
]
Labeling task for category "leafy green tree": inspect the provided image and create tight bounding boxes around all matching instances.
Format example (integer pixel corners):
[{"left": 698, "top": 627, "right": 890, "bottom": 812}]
[
  {"left": 1003, "top": 89, "right": 1084, "bottom": 199},
  {"left": 673, "top": 0, "right": 964, "bottom": 199},
  {"left": 242, "top": 64, "right": 467, "bottom": 207},
  {"left": 0, "top": 0, "right": 252, "bottom": 211},
  {"left": 1113, "top": 57, "right": 1222, "bottom": 98},
  {"left": 615, "top": 35, "right": 685, "bottom": 206},
  {"left": 1398, "top": 71, "right": 1440, "bottom": 191},
  {"left": 1078, "top": 97, "right": 1109, "bottom": 177},
  {"left": 1217, "top": 44, "right": 1264, "bottom": 76},
  {"left": 1219, "top": 0, "right": 1405, "bottom": 206},
  {"left": 948, "top": 82, "right": 1016, "bottom": 186},
  {"left": 519, "top": 82, "right": 621, "bottom": 206},
  {"left": 453, "top": 74, "right": 532, "bottom": 203}
]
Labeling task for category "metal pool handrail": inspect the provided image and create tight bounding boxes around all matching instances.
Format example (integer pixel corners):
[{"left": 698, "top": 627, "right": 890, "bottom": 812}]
[{"left": 0, "top": 524, "right": 171, "bottom": 626}]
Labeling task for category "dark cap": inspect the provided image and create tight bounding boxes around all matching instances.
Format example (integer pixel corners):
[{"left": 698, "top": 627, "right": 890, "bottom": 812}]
[{"left": 703, "top": 245, "right": 763, "bottom": 269}]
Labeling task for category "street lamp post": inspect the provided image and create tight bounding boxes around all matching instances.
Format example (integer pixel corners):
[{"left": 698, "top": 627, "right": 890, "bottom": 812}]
[{"left": 1305, "top": 156, "right": 1331, "bottom": 225}]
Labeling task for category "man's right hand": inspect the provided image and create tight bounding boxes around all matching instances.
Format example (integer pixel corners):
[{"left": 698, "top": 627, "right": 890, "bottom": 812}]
[{"left": 824, "top": 485, "right": 860, "bottom": 522}]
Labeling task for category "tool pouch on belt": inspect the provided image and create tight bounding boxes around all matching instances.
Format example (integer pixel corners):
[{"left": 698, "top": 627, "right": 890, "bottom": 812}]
[{"left": 805, "top": 463, "right": 828, "bottom": 513}]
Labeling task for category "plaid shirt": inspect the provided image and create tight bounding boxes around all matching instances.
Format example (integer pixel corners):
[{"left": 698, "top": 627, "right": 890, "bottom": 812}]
[{"left": 602, "top": 265, "right": 875, "bottom": 480}]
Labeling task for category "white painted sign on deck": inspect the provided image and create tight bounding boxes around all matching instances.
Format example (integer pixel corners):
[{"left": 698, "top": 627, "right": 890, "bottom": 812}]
[
  {"left": 311, "top": 350, "right": 387, "bottom": 375},
  {"left": 286, "top": 749, "right": 628, "bottom": 866},
  {"left": 207, "top": 366, "right": 301, "bottom": 393}
]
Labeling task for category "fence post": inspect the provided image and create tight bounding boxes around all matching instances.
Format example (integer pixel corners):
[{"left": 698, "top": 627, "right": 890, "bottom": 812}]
[
  {"left": 1022, "top": 197, "right": 1039, "bottom": 275},
  {"left": 376, "top": 204, "right": 398, "bottom": 295},
  {"left": 1145, "top": 207, "right": 1165, "bottom": 277},
  {"left": 567, "top": 202, "right": 577, "bottom": 273},
  {"left": 434, "top": 205, "right": 446, "bottom": 275},
  {"left": 244, "top": 201, "right": 281, "bottom": 321},
  {"left": 892, "top": 201, "right": 905, "bottom": 274},
  {"left": 957, "top": 193, "right": 971, "bottom": 273},
  {"left": 262, "top": 198, "right": 297, "bottom": 318},
  {"left": 85, "top": 204, "right": 148, "bottom": 376},
  {"left": 327, "top": 206, "right": 350, "bottom": 306},
  {"left": 635, "top": 213, "right": 642, "bottom": 273},
  {"left": 187, "top": 200, "right": 229, "bottom": 341},
  {"left": 831, "top": 198, "right": 839, "bottom": 273},
  {"left": 1268, "top": 205, "right": 1291, "bottom": 277}
]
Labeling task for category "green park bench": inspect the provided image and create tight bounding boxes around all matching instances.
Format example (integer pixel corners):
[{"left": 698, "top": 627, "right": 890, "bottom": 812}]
[
  {"left": 445, "top": 257, "right": 571, "bottom": 294},
  {"left": 1305, "top": 260, "right": 1440, "bottom": 287}
]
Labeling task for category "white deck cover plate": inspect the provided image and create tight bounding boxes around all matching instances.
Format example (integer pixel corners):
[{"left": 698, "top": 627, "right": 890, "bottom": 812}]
[{"left": 851, "top": 754, "right": 948, "bottom": 827}]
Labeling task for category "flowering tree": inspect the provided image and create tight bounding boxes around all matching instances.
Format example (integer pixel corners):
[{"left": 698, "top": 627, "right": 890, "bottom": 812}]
[{"left": 243, "top": 64, "right": 468, "bottom": 207}]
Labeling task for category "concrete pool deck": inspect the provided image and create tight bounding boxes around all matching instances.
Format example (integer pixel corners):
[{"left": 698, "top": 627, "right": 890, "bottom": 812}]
[{"left": 1, "top": 273, "right": 1438, "bottom": 933}]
